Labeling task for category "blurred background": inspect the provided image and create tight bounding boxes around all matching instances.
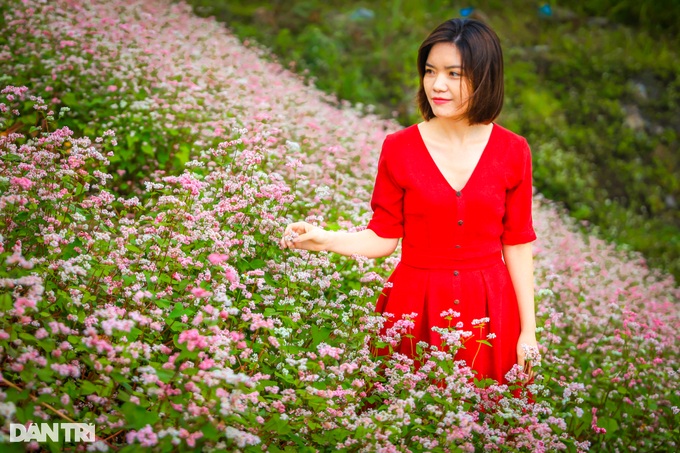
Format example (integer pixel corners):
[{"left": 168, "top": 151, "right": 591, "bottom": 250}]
[{"left": 186, "top": 0, "right": 680, "bottom": 280}]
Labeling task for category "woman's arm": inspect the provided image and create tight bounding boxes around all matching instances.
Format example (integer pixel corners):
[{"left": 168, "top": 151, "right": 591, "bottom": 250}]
[
  {"left": 280, "top": 221, "right": 399, "bottom": 259},
  {"left": 503, "top": 242, "right": 538, "bottom": 378}
]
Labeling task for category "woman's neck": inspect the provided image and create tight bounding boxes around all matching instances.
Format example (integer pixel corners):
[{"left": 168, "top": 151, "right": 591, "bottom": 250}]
[{"left": 427, "top": 117, "right": 492, "bottom": 146}]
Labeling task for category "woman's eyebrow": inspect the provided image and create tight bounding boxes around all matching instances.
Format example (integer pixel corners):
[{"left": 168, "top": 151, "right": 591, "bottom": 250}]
[{"left": 425, "top": 62, "right": 462, "bottom": 69}]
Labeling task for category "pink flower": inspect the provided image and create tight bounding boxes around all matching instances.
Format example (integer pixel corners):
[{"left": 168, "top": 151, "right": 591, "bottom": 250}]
[
  {"left": 198, "top": 359, "right": 215, "bottom": 370},
  {"left": 107, "top": 85, "right": 118, "bottom": 92},
  {"left": 35, "top": 328, "right": 48, "bottom": 340},
  {"left": 591, "top": 408, "right": 607, "bottom": 434},
  {"left": 190, "top": 287, "right": 211, "bottom": 298},
  {"left": 127, "top": 425, "right": 158, "bottom": 447},
  {"left": 224, "top": 266, "right": 238, "bottom": 283},
  {"left": 268, "top": 336, "right": 280, "bottom": 348},
  {"left": 178, "top": 329, "right": 208, "bottom": 351},
  {"left": 10, "top": 177, "right": 33, "bottom": 190},
  {"left": 207, "top": 253, "right": 229, "bottom": 265}
]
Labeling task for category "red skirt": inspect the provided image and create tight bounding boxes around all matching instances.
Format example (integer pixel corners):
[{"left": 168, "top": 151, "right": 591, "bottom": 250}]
[{"left": 374, "top": 251, "right": 521, "bottom": 384}]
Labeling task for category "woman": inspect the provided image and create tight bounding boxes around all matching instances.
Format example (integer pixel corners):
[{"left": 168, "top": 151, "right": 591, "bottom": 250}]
[{"left": 281, "top": 18, "right": 537, "bottom": 385}]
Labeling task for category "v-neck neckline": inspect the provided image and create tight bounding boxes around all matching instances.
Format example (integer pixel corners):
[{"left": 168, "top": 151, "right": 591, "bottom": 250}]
[{"left": 415, "top": 122, "right": 495, "bottom": 194}]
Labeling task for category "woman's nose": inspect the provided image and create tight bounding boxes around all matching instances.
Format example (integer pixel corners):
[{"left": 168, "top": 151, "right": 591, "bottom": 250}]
[{"left": 433, "top": 74, "right": 447, "bottom": 91}]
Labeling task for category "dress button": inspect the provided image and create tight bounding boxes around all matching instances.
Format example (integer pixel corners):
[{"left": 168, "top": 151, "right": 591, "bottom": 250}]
[
  {"left": 453, "top": 270, "right": 459, "bottom": 276},
  {"left": 458, "top": 220, "right": 464, "bottom": 226},
  {"left": 456, "top": 191, "right": 462, "bottom": 197},
  {"left": 455, "top": 245, "right": 461, "bottom": 249},
  {"left": 454, "top": 299, "right": 460, "bottom": 305}
]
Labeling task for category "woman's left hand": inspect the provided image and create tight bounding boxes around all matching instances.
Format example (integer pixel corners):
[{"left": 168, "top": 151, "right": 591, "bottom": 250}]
[{"left": 516, "top": 331, "right": 538, "bottom": 383}]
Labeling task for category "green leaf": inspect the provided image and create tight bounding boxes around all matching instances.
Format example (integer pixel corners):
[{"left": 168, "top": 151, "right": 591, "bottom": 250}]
[
  {"left": 310, "top": 326, "right": 331, "bottom": 346},
  {"left": 61, "top": 92, "right": 77, "bottom": 106},
  {"left": 0, "top": 292, "right": 13, "bottom": 311},
  {"left": 35, "top": 367, "right": 56, "bottom": 383},
  {"left": 264, "top": 414, "right": 291, "bottom": 435},
  {"left": 599, "top": 417, "right": 619, "bottom": 433},
  {"left": 156, "top": 368, "right": 175, "bottom": 383},
  {"left": 168, "top": 303, "right": 191, "bottom": 319},
  {"left": 141, "top": 144, "right": 155, "bottom": 156},
  {"left": 121, "top": 402, "right": 159, "bottom": 429},
  {"left": 177, "top": 143, "right": 191, "bottom": 162},
  {"left": 249, "top": 258, "right": 266, "bottom": 269},
  {"left": 0, "top": 153, "right": 22, "bottom": 162},
  {"left": 200, "top": 422, "right": 220, "bottom": 441},
  {"left": 80, "top": 380, "right": 99, "bottom": 395},
  {"left": 126, "top": 243, "right": 143, "bottom": 254}
]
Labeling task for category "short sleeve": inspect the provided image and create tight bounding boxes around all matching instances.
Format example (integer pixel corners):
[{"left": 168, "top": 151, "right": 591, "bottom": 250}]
[
  {"left": 501, "top": 139, "right": 537, "bottom": 245},
  {"left": 366, "top": 138, "right": 404, "bottom": 238}
]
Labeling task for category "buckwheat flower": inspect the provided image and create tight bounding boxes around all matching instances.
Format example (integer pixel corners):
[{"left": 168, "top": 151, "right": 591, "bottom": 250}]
[
  {"left": 590, "top": 407, "right": 606, "bottom": 434},
  {"left": 268, "top": 336, "right": 280, "bottom": 348},
  {"left": 190, "top": 287, "right": 212, "bottom": 298},
  {"left": 135, "top": 425, "right": 158, "bottom": 447},
  {"left": 440, "top": 309, "right": 461, "bottom": 318},
  {"left": 0, "top": 401, "right": 16, "bottom": 419},
  {"left": 224, "top": 266, "right": 238, "bottom": 283},
  {"left": 317, "top": 343, "right": 343, "bottom": 360},
  {"left": 10, "top": 177, "right": 33, "bottom": 190},
  {"left": 178, "top": 329, "right": 208, "bottom": 351},
  {"left": 50, "top": 363, "right": 80, "bottom": 378},
  {"left": 225, "top": 426, "right": 261, "bottom": 448},
  {"left": 208, "top": 253, "right": 229, "bottom": 265},
  {"left": 521, "top": 343, "right": 541, "bottom": 364},
  {"left": 86, "top": 440, "right": 109, "bottom": 452},
  {"left": 285, "top": 140, "right": 301, "bottom": 152}
]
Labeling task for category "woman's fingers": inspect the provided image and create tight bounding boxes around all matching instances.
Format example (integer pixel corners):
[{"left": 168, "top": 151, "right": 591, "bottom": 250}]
[
  {"left": 517, "top": 351, "right": 535, "bottom": 384},
  {"left": 280, "top": 222, "right": 315, "bottom": 250}
]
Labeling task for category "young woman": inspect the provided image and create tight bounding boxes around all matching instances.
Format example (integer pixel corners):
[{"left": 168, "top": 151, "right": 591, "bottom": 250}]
[{"left": 281, "top": 18, "right": 537, "bottom": 384}]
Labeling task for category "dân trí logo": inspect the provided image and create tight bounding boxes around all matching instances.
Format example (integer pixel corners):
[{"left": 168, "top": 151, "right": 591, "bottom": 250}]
[{"left": 9, "top": 423, "right": 95, "bottom": 443}]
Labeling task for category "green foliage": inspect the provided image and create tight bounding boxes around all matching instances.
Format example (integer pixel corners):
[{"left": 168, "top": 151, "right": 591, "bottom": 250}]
[
  {"left": 571, "top": 0, "right": 680, "bottom": 33},
  {"left": 188, "top": 0, "right": 680, "bottom": 280}
]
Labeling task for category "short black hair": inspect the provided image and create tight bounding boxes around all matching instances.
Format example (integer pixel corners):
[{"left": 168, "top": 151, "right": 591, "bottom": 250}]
[{"left": 417, "top": 18, "right": 504, "bottom": 124}]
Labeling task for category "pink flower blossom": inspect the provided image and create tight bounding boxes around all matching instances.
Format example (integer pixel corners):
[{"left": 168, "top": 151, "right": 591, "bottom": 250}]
[
  {"left": 207, "top": 253, "right": 229, "bottom": 265},
  {"left": 190, "top": 287, "right": 211, "bottom": 298},
  {"left": 10, "top": 177, "right": 33, "bottom": 190},
  {"left": 177, "top": 329, "right": 208, "bottom": 351}
]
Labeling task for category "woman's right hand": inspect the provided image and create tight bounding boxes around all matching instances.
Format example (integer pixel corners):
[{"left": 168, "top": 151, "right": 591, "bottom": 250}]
[{"left": 280, "top": 221, "right": 332, "bottom": 252}]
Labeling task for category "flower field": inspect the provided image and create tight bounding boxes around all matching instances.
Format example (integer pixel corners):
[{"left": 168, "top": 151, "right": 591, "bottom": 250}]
[{"left": 0, "top": 0, "right": 678, "bottom": 451}]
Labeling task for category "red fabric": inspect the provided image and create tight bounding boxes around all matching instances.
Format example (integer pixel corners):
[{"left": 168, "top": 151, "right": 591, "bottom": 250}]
[{"left": 367, "top": 123, "right": 536, "bottom": 384}]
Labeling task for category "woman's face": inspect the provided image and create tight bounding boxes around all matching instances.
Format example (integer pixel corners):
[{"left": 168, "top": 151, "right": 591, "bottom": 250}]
[{"left": 423, "top": 42, "right": 471, "bottom": 120}]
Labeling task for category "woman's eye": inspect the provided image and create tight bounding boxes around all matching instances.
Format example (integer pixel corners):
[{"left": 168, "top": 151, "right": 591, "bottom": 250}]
[{"left": 450, "top": 71, "right": 461, "bottom": 77}]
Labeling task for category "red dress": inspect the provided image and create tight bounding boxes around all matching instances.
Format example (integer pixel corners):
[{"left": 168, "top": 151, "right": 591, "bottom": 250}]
[{"left": 367, "top": 123, "right": 536, "bottom": 384}]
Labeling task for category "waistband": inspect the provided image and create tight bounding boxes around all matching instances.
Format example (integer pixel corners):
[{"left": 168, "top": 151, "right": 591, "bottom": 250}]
[{"left": 400, "top": 249, "right": 503, "bottom": 270}]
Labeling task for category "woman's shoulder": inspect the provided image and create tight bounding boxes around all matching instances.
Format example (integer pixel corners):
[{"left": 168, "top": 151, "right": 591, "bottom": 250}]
[
  {"left": 380, "top": 124, "right": 421, "bottom": 158},
  {"left": 384, "top": 123, "right": 420, "bottom": 144},
  {"left": 492, "top": 123, "right": 529, "bottom": 150}
]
